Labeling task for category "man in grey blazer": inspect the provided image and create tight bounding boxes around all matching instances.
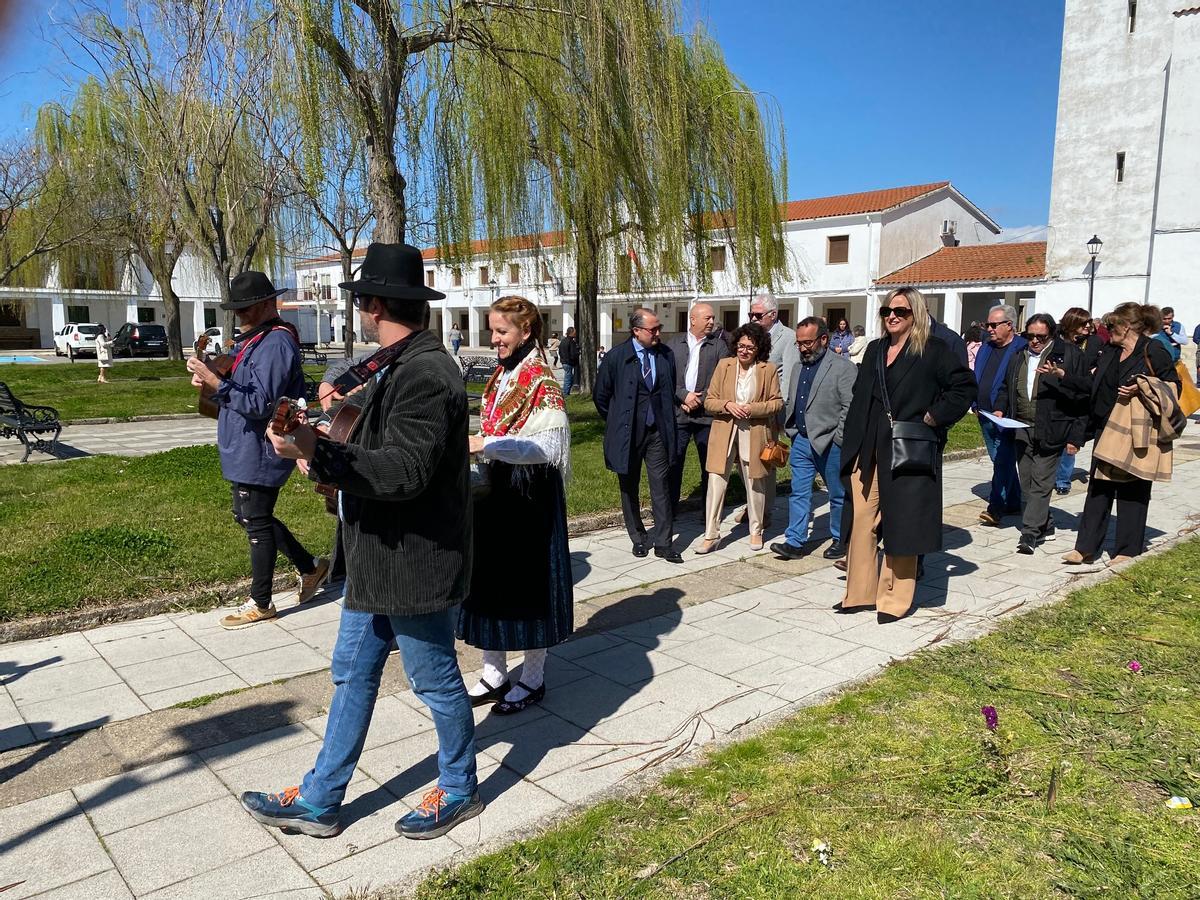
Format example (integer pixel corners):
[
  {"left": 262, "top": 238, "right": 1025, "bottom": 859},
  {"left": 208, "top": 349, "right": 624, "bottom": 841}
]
[
  {"left": 666, "top": 302, "right": 730, "bottom": 509},
  {"left": 770, "top": 316, "right": 856, "bottom": 560}
]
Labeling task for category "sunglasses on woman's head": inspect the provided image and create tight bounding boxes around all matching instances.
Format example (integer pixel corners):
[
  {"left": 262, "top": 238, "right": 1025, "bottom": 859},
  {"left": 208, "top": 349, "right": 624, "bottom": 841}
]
[{"left": 878, "top": 306, "right": 913, "bottom": 319}]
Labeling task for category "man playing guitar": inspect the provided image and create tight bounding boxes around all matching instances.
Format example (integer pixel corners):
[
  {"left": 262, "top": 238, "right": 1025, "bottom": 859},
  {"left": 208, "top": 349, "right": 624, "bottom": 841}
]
[{"left": 186, "top": 271, "right": 329, "bottom": 629}]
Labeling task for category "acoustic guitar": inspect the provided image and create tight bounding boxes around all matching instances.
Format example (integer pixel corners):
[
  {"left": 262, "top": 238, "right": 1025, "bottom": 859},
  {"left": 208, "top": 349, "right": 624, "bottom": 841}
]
[
  {"left": 271, "top": 397, "right": 362, "bottom": 515},
  {"left": 194, "top": 334, "right": 234, "bottom": 419}
]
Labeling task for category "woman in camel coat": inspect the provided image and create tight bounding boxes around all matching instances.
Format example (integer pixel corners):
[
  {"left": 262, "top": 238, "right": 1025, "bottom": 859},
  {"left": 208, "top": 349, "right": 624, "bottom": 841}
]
[{"left": 697, "top": 322, "right": 783, "bottom": 553}]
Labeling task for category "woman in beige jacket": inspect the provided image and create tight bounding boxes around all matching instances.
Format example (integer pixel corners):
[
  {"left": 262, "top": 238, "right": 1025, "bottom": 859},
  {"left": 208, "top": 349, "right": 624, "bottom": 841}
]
[{"left": 696, "top": 322, "right": 783, "bottom": 553}]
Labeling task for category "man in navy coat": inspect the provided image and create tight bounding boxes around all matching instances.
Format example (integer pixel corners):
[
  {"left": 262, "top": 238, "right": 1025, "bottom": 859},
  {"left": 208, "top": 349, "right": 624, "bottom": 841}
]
[{"left": 594, "top": 307, "right": 683, "bottom": 563}]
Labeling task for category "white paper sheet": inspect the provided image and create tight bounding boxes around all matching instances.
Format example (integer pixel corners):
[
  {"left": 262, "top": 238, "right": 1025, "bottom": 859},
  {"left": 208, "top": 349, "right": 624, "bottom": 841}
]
[{"left": 978, "top": 410, "right": 1030, "bottom": 430}]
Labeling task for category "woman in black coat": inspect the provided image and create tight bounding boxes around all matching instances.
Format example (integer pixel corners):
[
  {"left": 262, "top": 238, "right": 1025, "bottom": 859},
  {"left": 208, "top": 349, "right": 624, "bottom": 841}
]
[
  {"left": 838, "top": 287, "right": 977, "bottom": 623},
  {"left": 1055, "top": 303, "right": 1180, "bottom": 565}
]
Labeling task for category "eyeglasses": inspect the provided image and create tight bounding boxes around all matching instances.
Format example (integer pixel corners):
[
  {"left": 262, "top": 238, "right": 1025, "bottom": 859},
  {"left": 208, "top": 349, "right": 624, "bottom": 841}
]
[
  {"left": 795, "top": 339, "right": 822, "bottom": 350},
  {"left": 1023, "top": 332, "right": 1051, "bottom": 343},
  {"left": 984, "top": 321, "right": 1012, "bottom": 330},
  {"left": 748, "top": 312, "right": 766, "bottom": 321},
  {"left": 878, "top": 306, "right": 913, "bottom": 319},
  {"left": 736, "top": 342, "right": 757, "bottom": 352},
  {"left": 634, "top": 324, "right": 662, "bottom": 334}
]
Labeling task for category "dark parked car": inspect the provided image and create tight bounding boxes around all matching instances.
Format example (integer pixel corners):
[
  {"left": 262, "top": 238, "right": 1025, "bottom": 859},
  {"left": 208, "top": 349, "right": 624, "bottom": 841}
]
[{"left": 112, "top": 323, "right": 169, "bottom": 357}]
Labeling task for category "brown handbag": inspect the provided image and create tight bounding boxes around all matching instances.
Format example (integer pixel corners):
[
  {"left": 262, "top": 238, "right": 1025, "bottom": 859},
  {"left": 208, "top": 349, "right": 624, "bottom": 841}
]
[{"left": 760, "top": 425, "right": 789, "bottom": 469}]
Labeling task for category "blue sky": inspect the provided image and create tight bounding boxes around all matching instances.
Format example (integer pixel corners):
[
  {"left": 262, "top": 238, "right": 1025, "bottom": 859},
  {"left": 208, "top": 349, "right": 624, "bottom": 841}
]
[{"left": 0, "top": 1, "right": 1065, "bottom": 233}]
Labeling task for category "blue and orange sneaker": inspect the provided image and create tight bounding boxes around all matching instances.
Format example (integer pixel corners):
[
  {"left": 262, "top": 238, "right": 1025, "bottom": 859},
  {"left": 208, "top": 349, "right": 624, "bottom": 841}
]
[
  {"left": 396, "top": 787, "right": 483, "bottom": 840},
  {"left": 241, "top": 786, "right": 340, "bottom": 838}
]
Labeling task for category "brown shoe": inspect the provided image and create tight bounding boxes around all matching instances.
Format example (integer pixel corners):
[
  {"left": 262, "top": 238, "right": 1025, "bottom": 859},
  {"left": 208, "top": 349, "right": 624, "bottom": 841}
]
[
  {"left": 1061, "top": 550, "right": 1096, "bottom": 565},
  {"left": 220, "top": 600, "right": 277, "bottom": 630},
  {"left": 694, "top": 538, "right": 721, "bottom": 555},
  {"left": 1107, "top": 555, "right": 1134, "bottom": 567},
  {"left": 298, "top": 557, "right": 330, "bottom": 603},
  {"left": 834, "top": 557, "right": 848, "bottom": 572},
  {"left": 978, "top": 510, "right": 1001, "bottom": 527}
]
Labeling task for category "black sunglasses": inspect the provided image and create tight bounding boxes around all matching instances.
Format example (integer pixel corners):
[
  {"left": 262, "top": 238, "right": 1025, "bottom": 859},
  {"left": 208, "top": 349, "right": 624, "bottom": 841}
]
[
  {"left": 1022, "top": 332, "right": 1051, "bottom": 343},
  {"left": 748, "top": 312, "right": 766, "bottom": 321},
  {"left": 879, "top": 306, "right": 913, "bottom": 319},
  {"left": 984, "top": 320, "right": 1012, "bottom": 330}
]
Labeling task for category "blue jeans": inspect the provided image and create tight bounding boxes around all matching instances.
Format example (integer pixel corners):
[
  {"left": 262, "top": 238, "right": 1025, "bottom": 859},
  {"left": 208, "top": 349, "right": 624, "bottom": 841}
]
[
  {"left": 451, "top": 340, "right": 461, "bottom": 357},
  {"left": 979, "top": 416, "right": 1021, "bottom": 513},
  {"left": 562, "top": 363, "right": 575, "bottom": 395},
  {"left": 785, "top": 435, "right": 844, "bottom": 546},
  {"left": 300, "top": 606, "right": 476, "bottom": 808},
  {"left": 1056, "top": 448, "right": 1075, "bottom": 490}
]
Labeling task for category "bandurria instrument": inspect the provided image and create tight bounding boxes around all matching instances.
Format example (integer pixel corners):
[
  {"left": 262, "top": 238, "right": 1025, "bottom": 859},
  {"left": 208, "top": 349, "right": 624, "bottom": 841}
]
[
  {"left": 194, "top": 334, "right": 234, "bottom": 419},
  {"left": 272, "top": 397, "right": 362, "bottom": 515}
]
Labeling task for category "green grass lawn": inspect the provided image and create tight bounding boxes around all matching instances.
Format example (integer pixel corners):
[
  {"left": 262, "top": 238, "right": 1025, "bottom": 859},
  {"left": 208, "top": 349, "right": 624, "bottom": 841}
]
[{"left": 416, "top": 542, "right": 1200, "bottom": 899}]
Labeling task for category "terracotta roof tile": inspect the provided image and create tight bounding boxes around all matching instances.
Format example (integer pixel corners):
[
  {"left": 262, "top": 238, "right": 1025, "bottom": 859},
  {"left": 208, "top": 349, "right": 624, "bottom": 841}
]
[
  {"left": 875, "top": 242, "right": 1046, "bottom": 286},
  {"left": 781, "top": 181, "right": 950, "bottom": 221}
]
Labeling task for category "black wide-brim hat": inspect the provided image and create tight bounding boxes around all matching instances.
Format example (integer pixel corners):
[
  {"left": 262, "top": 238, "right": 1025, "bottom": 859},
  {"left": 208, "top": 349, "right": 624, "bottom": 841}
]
[
  {"left": 339, "top": 242, "right": 445, "bottom": 302},
  {"left": 220, "top": 271, "right": 287, "bottom": 310}
]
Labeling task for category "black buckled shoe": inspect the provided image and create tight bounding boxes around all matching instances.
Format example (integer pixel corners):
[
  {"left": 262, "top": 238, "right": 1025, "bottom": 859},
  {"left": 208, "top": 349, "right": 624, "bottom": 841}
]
[
  {"left": 469, "top": 678, "right": 511, "bottom": 708},
  {"left": 492, "top": 682, "right": 546, "bottom": 716}
]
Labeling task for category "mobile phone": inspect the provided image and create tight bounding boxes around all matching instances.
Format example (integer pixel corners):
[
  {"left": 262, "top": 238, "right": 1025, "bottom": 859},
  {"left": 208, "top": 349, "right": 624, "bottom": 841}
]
[{"left": 1047, "top": 353, "right": 1065, "bottom": 367}]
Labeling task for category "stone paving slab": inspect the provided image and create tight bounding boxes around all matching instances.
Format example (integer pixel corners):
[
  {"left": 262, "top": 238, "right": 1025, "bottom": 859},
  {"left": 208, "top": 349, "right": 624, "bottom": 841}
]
[{"left": 4, "top": 439, "right": 1200, "bottom": 897}]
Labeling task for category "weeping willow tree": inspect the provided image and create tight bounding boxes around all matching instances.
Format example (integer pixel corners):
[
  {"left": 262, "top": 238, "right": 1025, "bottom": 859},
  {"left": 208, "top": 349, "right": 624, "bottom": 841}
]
[
  {"left": 280, "top": 1, "right": 786, "bottom": 388},
  {"left": 36, "top": 79, "right": 193, "bottom": 357},
  {"left": 71, "top": 1, "right": 292, "bottom": 340}
]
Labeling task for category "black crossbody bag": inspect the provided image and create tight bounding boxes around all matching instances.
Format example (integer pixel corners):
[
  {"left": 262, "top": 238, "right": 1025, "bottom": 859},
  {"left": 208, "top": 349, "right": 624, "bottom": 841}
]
[{"left": 877, "top": 343, "right": 939, "bottom": 476}]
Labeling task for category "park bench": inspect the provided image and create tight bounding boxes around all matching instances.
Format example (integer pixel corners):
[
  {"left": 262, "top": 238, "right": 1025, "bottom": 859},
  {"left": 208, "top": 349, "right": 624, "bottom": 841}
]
[
  {"left": 0, "top": 381, "right": 62, "bottom": 463},
  {"left": 460, "top": 355, "right": 497, "bottom": 385},
  {"left": 301, "top": 349, "right": 329, "bottom": 366}
]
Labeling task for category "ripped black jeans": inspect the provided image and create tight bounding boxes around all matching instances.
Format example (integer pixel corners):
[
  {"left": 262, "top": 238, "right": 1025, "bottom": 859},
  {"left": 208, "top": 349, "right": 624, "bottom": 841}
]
[{"left": 231, "top": 483, "right": 317, "bottom": 607}]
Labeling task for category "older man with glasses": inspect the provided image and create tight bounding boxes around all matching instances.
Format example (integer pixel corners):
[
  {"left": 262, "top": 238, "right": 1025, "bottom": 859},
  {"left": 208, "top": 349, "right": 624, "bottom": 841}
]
[
  {"left": 974, "top": 304, "right": 1027, "bottom": 526},
  {"left": 994, "top": 314, "right": 1087, "bottom": 554}
]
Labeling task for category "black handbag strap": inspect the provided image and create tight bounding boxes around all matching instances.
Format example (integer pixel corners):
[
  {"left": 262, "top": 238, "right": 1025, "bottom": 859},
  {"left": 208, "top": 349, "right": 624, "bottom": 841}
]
[{"left": 876, "top": 340, "right": 896, "bottom": 427}]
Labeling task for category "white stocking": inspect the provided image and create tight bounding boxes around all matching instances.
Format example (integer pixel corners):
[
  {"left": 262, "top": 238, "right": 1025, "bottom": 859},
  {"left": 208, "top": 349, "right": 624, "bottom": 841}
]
[
  {"left": 504, "top": 648, "right": 547, "bottom": 702},
  {"left": 468, "top": 650, "right": 508, "bottom": 697}
]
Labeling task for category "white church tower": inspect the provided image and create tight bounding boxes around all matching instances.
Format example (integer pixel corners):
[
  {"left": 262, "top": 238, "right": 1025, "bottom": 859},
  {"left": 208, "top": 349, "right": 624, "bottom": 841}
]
[{"left": 1042, "top": 1, "right": 1200, "bottom": 321}]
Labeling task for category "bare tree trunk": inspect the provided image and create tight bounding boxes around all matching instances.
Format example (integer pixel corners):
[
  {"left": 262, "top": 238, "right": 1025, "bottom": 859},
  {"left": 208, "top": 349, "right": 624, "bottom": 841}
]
[
  {"left": 366, "top": 141, "right": 407, "bottom": 244},
  {"left": 341, "top": 250, "right": 355, "bottom": 358},
  {"left": 576, "top": 222, "right": 601, "bottom": 394},
  {"left": 220, "top": 277, "right": 235, "bottom": 340},
  {"left": 143, "top": 255, "right": 184, "bottom": 360}
]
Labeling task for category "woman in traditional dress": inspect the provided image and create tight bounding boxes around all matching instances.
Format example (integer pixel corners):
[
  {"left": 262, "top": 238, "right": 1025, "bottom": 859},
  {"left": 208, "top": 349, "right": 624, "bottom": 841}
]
[{"left": 460, "top": 296, "right": 573, "bottom": 714}]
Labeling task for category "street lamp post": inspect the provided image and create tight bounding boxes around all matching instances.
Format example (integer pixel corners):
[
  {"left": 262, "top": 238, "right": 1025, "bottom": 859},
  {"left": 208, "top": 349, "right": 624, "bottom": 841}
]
[{"left": 1086, "top": 234, "right": 1103, "bottom": 314}]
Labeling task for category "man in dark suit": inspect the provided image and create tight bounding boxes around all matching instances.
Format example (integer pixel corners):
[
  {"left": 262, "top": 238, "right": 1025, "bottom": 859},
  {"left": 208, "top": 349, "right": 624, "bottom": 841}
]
[
  {"left": 666, "top": 302, "right": 729, "bottom": 510},
  {"left": 242, "top": 243, "right": 480, "bottom": 841},
  {"left": 594, "top": 307, "right": 683, "bottom": 563}
]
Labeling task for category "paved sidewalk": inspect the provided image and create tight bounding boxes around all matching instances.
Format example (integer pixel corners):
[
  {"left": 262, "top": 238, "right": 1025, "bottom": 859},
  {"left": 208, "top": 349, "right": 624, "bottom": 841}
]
[
  {"left": 3, "top": 439, "right": 1200, "bottom": 898},
  {"left": 0, "top": 419, "right": 218, "bottom": 465}
]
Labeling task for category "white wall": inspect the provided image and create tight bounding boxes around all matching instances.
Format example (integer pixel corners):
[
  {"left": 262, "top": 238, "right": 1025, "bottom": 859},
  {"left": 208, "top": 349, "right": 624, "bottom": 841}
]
[{"left": 878, "top": 191, "right": 998, "bottom": 276}]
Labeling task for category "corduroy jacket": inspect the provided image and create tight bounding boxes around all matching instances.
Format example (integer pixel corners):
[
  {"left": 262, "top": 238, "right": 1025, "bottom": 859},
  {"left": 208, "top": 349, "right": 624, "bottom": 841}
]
[{"left": 308, "top": 329, "right": 472, "bottom": 617}]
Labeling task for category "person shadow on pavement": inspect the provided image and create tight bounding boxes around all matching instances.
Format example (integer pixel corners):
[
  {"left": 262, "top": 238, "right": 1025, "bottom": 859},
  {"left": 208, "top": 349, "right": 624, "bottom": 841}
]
[{"left": 367, "top": 586, "right": 687, "bottom": 827}]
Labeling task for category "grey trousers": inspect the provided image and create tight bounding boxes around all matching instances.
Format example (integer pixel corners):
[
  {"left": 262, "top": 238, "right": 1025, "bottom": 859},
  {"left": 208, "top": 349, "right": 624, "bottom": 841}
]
[{"left": 1016, "top": 436, "right": 1061, "bottom": 541}]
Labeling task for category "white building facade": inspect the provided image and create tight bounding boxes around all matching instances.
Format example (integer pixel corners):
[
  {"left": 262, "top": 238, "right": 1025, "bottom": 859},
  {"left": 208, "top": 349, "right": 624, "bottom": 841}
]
[
  {"left": 1040, "top": 1, "right": 1200, "bottom": 322},
  {"left": 294, "top": 181, "right": 1003, "bottom": 349}
]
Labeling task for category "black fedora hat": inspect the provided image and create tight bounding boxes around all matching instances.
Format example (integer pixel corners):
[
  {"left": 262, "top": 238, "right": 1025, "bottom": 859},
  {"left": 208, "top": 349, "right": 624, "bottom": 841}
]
[
  {"left": 339, "top": 242, "right": 445, "bottom": 302},
  {"left": 221, "top": 271, "right": 287, "bottom": 310}
]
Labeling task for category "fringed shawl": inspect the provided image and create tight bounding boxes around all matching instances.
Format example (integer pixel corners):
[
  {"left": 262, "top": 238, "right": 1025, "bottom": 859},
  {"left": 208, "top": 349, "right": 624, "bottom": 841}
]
[{"left": 481, "top": 352, "right": 570, "bottom": 478}]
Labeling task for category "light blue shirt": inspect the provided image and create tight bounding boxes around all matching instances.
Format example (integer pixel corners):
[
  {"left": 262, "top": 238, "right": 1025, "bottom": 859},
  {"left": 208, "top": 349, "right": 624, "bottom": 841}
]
[{"left": 634, "top": 342, "right": 657, "bottom": 388}]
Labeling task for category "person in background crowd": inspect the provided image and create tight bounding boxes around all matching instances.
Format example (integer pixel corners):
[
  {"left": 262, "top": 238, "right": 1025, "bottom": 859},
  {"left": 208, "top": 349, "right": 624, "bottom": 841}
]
[
  {"left": 975, "top": 304, "right": 1027, "bottom": 527},
  {"left": 1054, "top": 307, "right": 1106, "bottom": 494},
  {"left": 837, "top": 287, "right": 976, "bottom": 623},
  {"left": 449, "top": 322, "right": 463, "bottom": 357},
  {"left": 666, "top": 302, "right": 731, "bottom": 510},
  {"left": 559, "top": 326, "right": 581, "bottom": 395},
  {"left": 1059, "top": 303, "right": 1180, "bottom": 565},
  {"left": 1093, "top": 317, "right": 1110, "bottom": 343},
  {"left": 95, "top": 325, "right": 112, "bottom": 383},
  {"left": 243, "top": 242, "right": 479, "bottom": 841},
  {"left": 1193, "top": 320, "right": 1200, "bottom": 384},
  {"left": 546, "top": 331, "right": 561, "bottom": 367},
  {"left": 187, "top": 272, "right": 328, "bottom": 629},
  {"left": 695, "top": 322, "right": 782, "bottom": 553},
  {"left": 597, "top": 345, "right": 606, "bottom": 363},
  {"left": 995, "top": 313, "right": 1087, "bottom": 554},
  {"left": 594, "top": 308, "right": 683, "bottom": 563},
  {"left": 461, "top": 296, "right": 572, "bottom": 715},
  {"left": 746, "top": 293, "right": 794, "bottom": 527},
  {"left": 1153, "top": 306, "right": 1185, "bottom": 364},
  {"left": 848, "top": 324, "right": 868, "bottom": 365},
  {"left": 829, "top": 318, "right": 854, "bottom": 356},
  {"left": 963, "top": 323, "right": 983, "bottom": 369},
  {"left": 770, "top": 317, "right": 855, "bottom": 560}
]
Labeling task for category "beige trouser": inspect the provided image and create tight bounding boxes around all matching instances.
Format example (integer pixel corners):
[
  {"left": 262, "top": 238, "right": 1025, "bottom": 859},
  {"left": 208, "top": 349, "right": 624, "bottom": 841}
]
[
  {"left": 843, "top": 464, "right": 917, "bottom": 616},
  {"left": 705, "top": 425, "right": 765, "bottom": 540}
]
